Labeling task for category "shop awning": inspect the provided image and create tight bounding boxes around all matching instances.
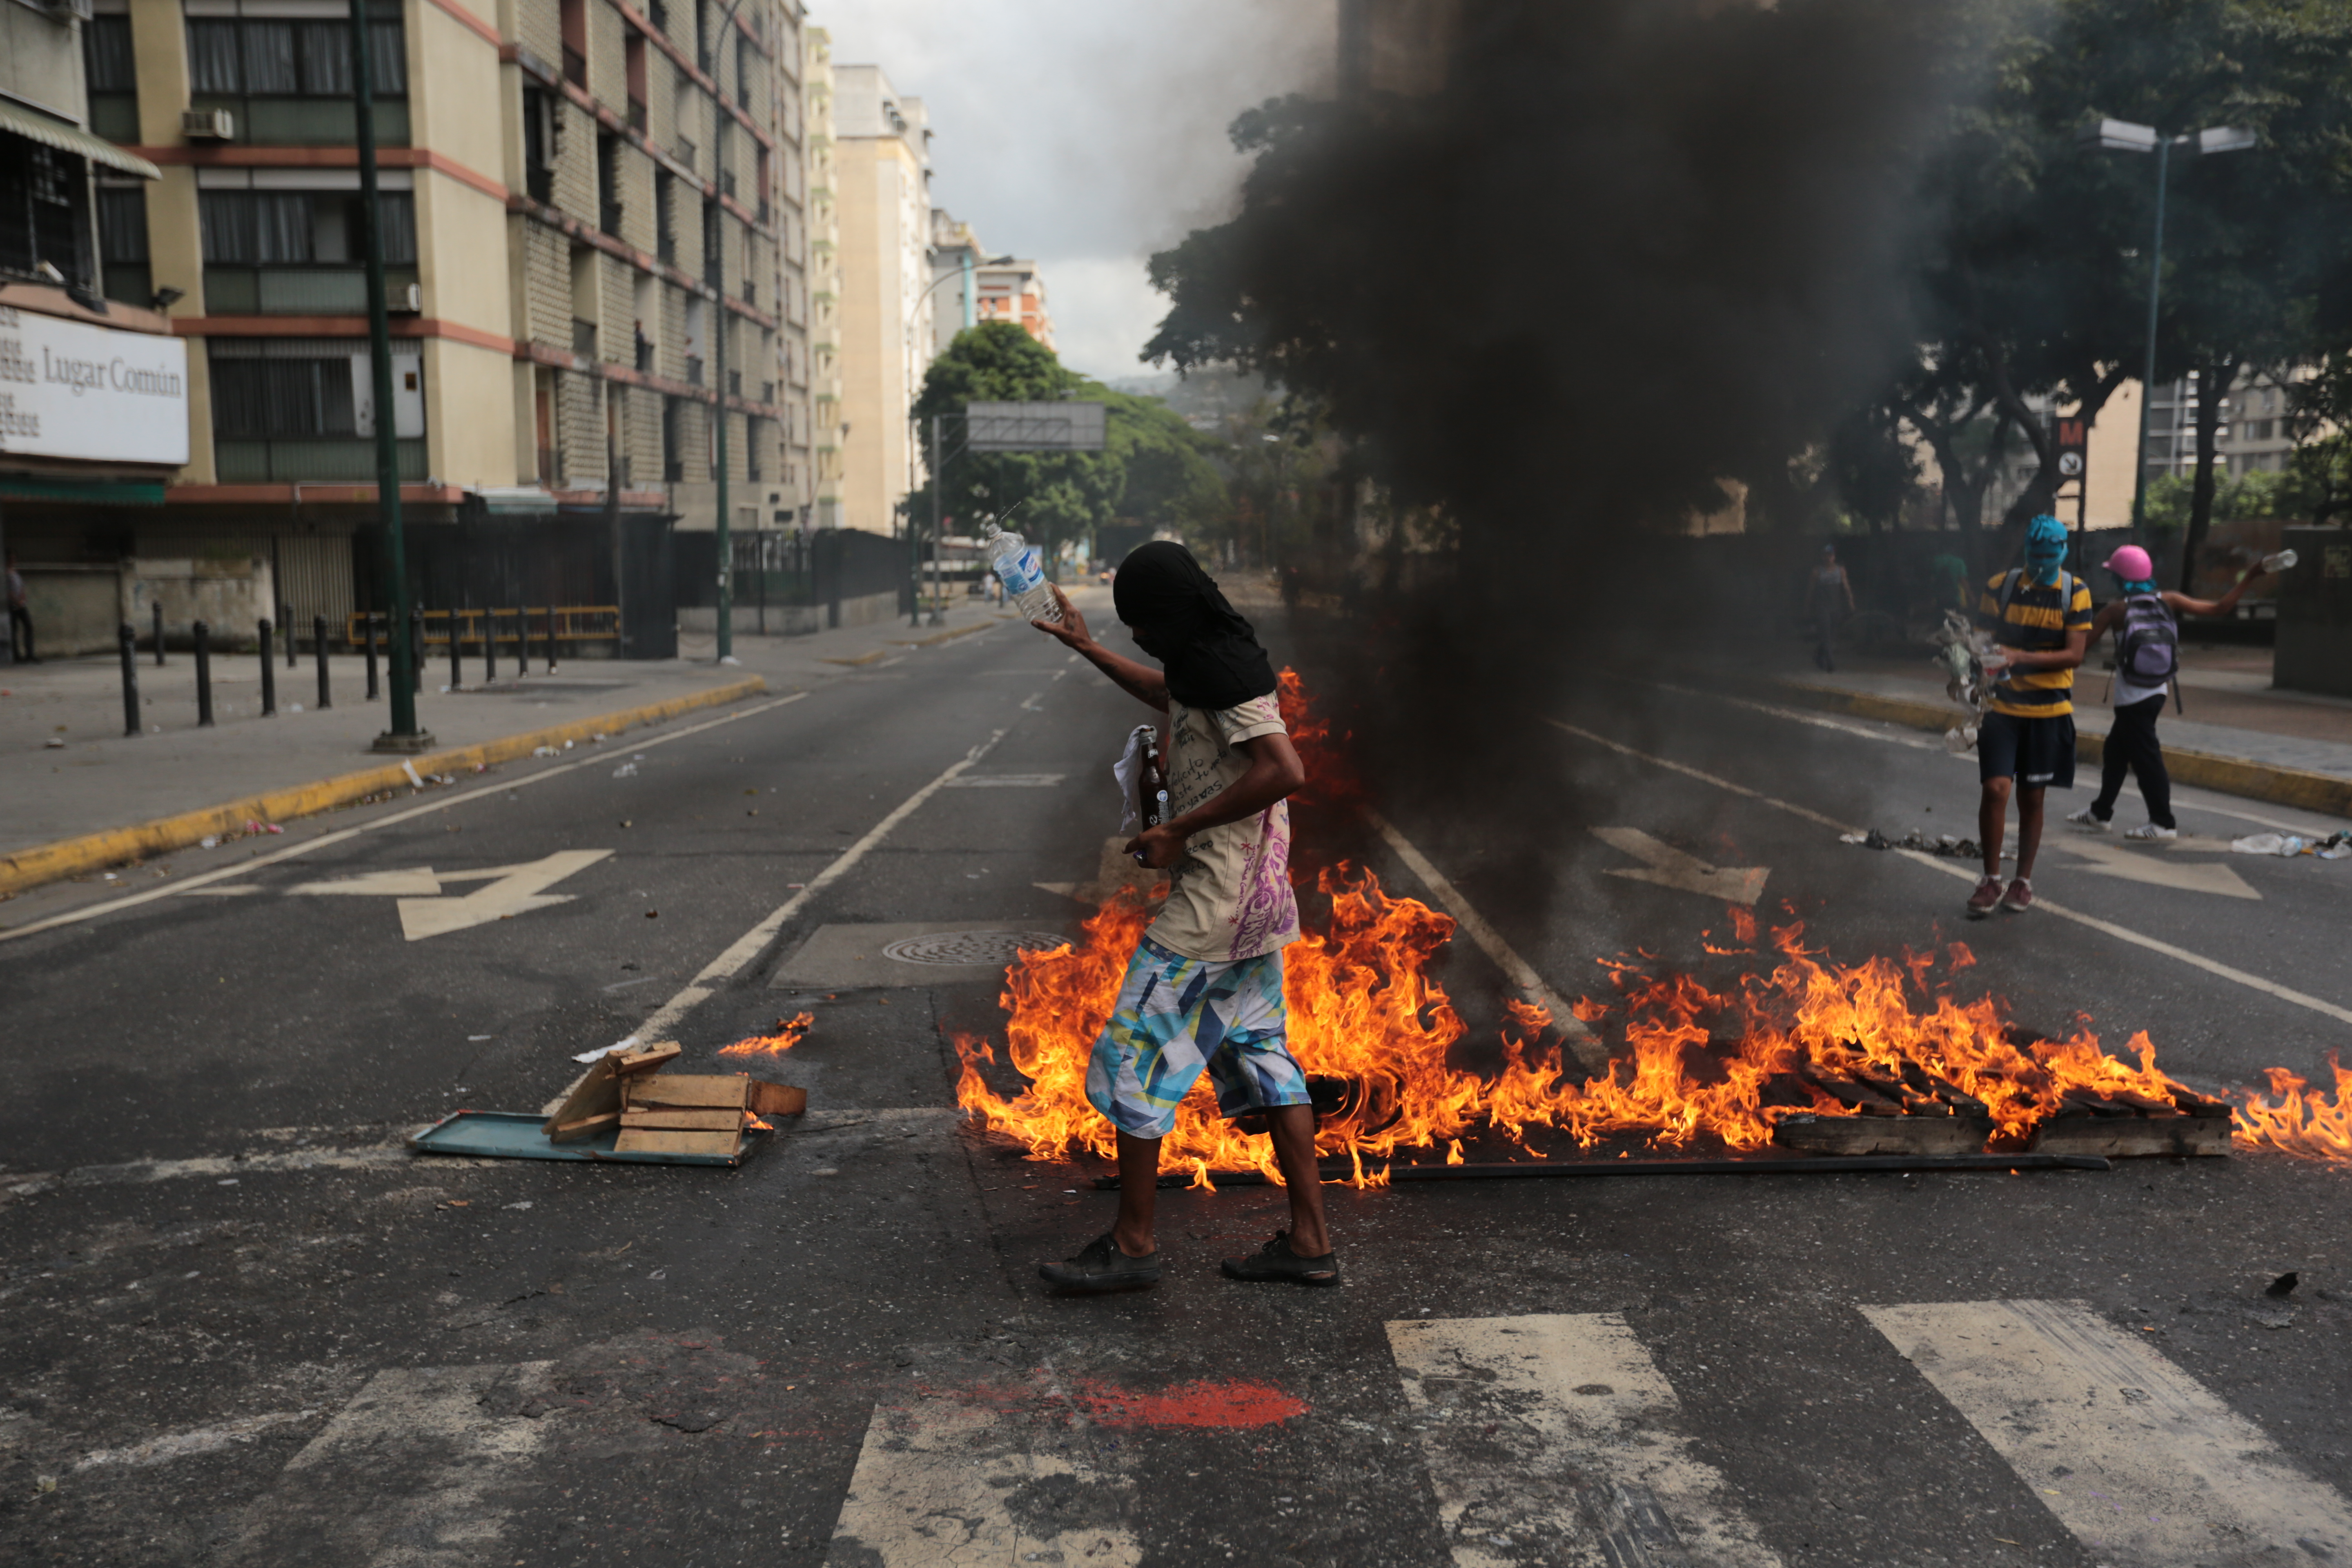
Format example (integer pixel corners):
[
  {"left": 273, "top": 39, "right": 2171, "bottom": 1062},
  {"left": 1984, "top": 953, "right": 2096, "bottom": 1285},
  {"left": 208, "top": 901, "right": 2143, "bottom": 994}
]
[
  {"left": 0, "top": 102, "right": 160, "bottom": 180},
  {"left": 0, "top": 475, "right": 166, "bottom": 505}
]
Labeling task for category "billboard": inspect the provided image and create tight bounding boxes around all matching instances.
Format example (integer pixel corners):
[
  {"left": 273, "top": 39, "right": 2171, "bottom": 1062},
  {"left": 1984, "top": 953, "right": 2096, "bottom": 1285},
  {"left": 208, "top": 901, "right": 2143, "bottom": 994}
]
[
  {"left": 0, "top": 304, "right": 191, "bottom": 467},
  {"left": 964, "top": 401, "right": 1107, "bottom": 452}
]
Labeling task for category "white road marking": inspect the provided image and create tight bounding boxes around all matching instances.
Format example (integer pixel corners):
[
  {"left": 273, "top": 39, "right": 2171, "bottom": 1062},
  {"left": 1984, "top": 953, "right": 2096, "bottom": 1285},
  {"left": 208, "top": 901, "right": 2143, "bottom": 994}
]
[
  {"left": 213, "top": 1364, "right": 550, "bottom": 1568},
  {"left": 395, "top": 849, "right": 611, "bottom": 941},
  {"left": 1865, "top": 1300, "right": 2352, "bottom": 1566},
  {"left": 0, "top": 692, "right": 808, "bottom": 943},
  {"left": 1543, "top": 717, "right": 2352, "bottom": 1033},
  {"left": 290, "top": 868, "right": 446, "bottom": 896},
  {"left": 1387, "top": 1313, "right": 1782, "bottom": 1568},
  {"left": 8, "top": 1143, "right": 414, "bottom": 1194},
  {"left": 1592, "top": 826, "right": 1769, "bottom": 906},
  {"left": 75, "top": 1409, "right": 322, "bottom": 1470},
  {"left": 2053, "top": 839, "right": 2259, "bottom": 900},
  {"left": 1019, "top": 690, "right": 1045, "bottom": 710},
  {"left": 627, "top": 729, "right": 1007, "bottom": 1044},
  {"left": 944, "top": 773, "right": 1067, "bottom": 788},
  {"left": 1367, "top": 810, "right": 1603, "bottom": 1071},
  {"left": 825, "top": 1394, "right": 1138, "bottom": 1568}
]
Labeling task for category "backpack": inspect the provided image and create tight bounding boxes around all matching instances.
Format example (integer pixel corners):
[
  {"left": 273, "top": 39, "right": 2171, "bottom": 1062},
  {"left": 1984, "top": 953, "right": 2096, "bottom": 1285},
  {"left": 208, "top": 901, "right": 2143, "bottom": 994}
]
[{"left": 2116, "top": 590, "right": 2179, "bottom": 685}]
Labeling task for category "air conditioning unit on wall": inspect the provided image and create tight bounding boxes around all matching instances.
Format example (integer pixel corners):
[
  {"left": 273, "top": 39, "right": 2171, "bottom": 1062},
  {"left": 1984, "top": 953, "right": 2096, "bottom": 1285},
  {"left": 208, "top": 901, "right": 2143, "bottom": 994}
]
[
  {"left": 391, "top": 283, "right": 422, "bottom": 313},
  {"left": 182, "top": 108, "right": 235, "bottom": 142}
]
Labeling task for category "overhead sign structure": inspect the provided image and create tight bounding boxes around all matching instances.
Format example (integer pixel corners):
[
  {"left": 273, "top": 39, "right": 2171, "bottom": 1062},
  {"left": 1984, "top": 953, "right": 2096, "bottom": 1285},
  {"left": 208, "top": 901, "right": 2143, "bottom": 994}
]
[
  {"left": 0, "top": 305, "right": 191, "bottom": 467},
  {"left": 964, "top": 401, "right": 1107, "bottom": 453}
]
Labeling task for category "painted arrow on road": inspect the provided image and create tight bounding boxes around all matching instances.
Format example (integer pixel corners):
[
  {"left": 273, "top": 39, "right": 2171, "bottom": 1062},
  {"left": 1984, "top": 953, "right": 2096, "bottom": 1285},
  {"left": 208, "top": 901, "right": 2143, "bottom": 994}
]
[
  {"left": 289, "top": 850, "right": 613, "bottom": 940},
  {"left": 2054, "top": 839, "right": 2259, "bottom": 900},
  {"left": 1591, "top": 827, "right": 1769, "bottom": 907}
]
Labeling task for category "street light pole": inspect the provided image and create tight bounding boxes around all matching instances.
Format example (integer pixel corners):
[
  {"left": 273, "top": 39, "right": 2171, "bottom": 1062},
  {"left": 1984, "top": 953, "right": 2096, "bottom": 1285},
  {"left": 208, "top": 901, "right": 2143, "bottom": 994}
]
[
  {"left": 354, "top": 2, "right": 429, "bottom": 751},
  {"left": 710, "top": 0, "right": 749, "bottom": 665},
  {"left": 2079, "top": 118, "right": 2256, "bottom": 539}
]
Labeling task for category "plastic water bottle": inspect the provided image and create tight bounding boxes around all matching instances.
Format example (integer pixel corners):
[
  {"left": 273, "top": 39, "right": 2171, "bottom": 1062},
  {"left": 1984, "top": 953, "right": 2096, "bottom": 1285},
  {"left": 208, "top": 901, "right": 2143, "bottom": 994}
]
[
  {"left": 2261, "top": 548, "right": 2299, "bottom": 575},
  {"left": 982, "top": 519, "right": 1059, "bottom": 621}
]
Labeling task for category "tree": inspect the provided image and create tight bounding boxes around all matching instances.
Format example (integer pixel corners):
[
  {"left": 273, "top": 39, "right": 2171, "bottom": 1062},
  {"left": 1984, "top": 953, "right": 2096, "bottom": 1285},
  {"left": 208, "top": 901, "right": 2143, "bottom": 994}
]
[{"left": 908, "top": 321, "right": 1228, "bottom": 558}]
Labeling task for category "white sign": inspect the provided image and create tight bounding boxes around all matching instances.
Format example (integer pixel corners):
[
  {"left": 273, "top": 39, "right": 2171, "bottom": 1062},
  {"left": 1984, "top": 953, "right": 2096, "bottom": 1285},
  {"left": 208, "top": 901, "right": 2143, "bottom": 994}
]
[{"left": 0, "top": 305, "right": 191, "bottom": 466}]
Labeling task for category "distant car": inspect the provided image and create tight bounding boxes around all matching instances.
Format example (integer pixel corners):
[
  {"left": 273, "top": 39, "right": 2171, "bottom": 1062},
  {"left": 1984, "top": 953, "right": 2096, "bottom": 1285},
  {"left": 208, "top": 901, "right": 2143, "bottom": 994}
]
[{"left": 1096, "top": 566, "right": 1114, "bottom": 584}]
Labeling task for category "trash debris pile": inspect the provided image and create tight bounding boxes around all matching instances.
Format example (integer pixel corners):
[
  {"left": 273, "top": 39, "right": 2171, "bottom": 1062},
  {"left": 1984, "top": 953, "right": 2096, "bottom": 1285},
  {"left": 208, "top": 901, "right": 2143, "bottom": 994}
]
[
  {"left": 1928, "top": 610, "right": 2001, "bottom": 754},
  {"left": 1840, "top": 828, "right": 1984, "bottom": 859},
  {"left": 410, "top": 1038, "right": 806, "bottom": 1166},
  {"left": 2230, "top": 831, "right": 2352, "bottom": 860}
]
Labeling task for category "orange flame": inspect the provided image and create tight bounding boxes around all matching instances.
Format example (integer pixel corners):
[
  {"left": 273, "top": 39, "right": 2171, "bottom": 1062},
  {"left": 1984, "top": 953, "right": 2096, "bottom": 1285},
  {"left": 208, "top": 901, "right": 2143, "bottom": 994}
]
[
  {"left": 2235, "top": 1057, "right": 2352, "bottom": 1161},
  {"left": 1276, "top": 667, "right": 1361, "bottom": 809},
  {"left": 719, "top": 1013, "right": 814, "bottom": 1060}
]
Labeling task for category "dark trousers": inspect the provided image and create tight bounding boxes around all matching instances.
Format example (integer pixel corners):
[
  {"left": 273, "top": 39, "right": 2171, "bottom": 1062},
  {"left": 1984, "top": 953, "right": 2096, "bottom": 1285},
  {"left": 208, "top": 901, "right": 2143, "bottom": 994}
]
[
  {"left": 7, "top": 604, "right": 29, "bottom": 662},
  {"left": 1814, "top": 609, "right": 1838, "bottom": 670},
  {"left": 2092, "top": 694, "right": 2173, "bottom": 829}
]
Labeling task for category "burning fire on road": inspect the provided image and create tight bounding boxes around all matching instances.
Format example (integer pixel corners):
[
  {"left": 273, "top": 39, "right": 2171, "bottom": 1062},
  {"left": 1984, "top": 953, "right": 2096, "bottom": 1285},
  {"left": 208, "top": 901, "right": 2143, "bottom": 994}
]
[{"left": 946, "top": 674, "right": 2352, "bottom": 1180}]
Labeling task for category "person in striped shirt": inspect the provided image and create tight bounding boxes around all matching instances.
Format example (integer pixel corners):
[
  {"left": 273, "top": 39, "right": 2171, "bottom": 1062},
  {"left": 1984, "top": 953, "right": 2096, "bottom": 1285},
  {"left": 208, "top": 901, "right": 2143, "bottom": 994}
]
[{"left": 1967, "top": 514, "right": 2093, "bottom": 918}]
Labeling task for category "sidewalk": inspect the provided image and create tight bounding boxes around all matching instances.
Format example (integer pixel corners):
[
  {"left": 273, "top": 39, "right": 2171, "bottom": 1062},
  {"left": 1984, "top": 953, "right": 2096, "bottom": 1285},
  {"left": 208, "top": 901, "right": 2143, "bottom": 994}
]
[
  {"left": 1744, "top": 638, "right": 2352, "bottom": 821},
  {"left": 0, "top": 590, "right": 1058, "bottom": 895}
]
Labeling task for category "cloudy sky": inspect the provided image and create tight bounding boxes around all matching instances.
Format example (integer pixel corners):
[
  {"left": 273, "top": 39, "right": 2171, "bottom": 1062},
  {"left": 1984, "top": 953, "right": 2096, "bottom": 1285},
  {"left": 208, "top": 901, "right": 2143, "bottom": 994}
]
[{"left": 817, "top": 1, "right": 1335, "bottom": 382}]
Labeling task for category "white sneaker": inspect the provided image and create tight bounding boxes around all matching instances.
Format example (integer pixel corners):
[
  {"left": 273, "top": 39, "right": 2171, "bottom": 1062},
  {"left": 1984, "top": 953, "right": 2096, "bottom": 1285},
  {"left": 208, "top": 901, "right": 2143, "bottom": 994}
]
[
  {"left": 2065, "top": 807, "right": 2111, "bottom": 832},
  {"left": 2123, "top": 823, "right": 2178, "bottom": 841}
]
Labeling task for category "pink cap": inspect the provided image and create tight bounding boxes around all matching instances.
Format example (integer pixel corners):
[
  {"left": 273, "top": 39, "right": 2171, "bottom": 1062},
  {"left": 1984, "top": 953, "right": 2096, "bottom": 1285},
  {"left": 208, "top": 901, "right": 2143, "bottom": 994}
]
[{"left": 2107, "top": 544, "right": 2153, "bottom": 581}]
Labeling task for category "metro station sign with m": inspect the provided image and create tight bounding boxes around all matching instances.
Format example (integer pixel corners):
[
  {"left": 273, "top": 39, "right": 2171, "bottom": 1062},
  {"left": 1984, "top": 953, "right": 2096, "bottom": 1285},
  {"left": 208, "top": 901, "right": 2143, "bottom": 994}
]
[{"left": 2055, "top": 414, "right": 2089, "bottom": 480}]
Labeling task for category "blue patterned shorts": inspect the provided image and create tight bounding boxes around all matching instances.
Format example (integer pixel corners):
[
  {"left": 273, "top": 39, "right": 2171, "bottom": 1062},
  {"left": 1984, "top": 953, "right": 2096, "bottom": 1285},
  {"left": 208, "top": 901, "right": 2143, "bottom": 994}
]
[{"left": 1085, "top": 937, "right": 1309, "bottom": 1139}]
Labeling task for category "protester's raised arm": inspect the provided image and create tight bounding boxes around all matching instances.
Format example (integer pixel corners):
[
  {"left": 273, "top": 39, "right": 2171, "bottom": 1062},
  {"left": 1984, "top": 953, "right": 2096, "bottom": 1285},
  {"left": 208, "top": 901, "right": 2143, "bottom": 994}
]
[{"left": 1031, "top": 584, "right": 1168, "bottom": 710}]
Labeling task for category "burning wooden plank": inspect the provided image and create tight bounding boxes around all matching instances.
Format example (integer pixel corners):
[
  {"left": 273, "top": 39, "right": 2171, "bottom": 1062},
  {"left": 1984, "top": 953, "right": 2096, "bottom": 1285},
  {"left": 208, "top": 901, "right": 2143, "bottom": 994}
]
[{"left": 2027, "top": 1087, "right": 2233, "bottom": 1158}]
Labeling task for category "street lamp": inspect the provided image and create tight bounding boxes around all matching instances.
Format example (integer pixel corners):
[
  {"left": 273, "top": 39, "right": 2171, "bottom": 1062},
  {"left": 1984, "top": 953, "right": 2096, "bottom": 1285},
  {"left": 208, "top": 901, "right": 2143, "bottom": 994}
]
[
  {"left": 906, "top": 265, "right": 972, "bottom": 626},
  {"left": 2078, "top": 118, "right": 2257, "bottom": 535},
  {"left": 709, "top": 0, "right": 752, "bottom": 666}
]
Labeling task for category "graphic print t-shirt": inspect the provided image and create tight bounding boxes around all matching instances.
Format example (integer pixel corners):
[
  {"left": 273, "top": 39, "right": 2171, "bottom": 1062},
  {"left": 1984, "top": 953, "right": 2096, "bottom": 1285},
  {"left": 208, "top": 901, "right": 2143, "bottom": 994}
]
[{"left": 1142, "top": 693, "right": 1300, "bottom": 963}]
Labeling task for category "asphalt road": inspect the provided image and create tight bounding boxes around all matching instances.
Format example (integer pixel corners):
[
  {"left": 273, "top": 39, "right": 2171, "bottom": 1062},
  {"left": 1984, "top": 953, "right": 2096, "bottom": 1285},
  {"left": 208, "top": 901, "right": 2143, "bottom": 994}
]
[{"left": 4, "top": 586, "right": 2350, "bottom": 1568}]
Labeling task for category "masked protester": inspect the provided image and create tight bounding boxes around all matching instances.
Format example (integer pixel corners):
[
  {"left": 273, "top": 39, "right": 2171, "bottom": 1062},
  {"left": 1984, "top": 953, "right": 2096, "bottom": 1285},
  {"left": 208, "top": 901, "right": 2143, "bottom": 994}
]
[
  {"left": 1025, "top": 543, "right": 1334, "bottom": 1292},
  {"left": 1967, "top": 515, "right": 2093, "bottom": 918},
  {"left": 2066, "top": 544, "right": 2276, "bottom": 841}
]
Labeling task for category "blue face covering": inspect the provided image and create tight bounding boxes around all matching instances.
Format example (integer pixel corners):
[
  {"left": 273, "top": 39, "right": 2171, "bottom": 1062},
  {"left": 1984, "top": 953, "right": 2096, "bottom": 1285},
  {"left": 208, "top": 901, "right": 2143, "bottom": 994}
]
[{"left": 2023, "top": 515, "right": 2068, "bottom": 585}]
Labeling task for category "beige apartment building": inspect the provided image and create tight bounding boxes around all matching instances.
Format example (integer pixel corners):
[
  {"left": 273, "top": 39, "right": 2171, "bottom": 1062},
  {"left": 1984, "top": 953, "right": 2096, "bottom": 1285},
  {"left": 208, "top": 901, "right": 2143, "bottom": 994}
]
[
  {"left": 40, "top": 0, "right": 808, "bottom": 652},
  {"left": 832, "top": 61, "right": 929, "bottom": 536},
  {"left": 804, "top": 23, "right": 840, "bottom": 527}
]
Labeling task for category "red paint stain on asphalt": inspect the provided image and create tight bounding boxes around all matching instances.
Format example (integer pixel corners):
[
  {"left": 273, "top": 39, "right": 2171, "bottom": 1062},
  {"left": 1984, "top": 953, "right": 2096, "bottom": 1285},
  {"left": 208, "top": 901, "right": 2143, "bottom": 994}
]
[{"left": 1073, "top": 1378, "right": 1308, "bottom": 1429}]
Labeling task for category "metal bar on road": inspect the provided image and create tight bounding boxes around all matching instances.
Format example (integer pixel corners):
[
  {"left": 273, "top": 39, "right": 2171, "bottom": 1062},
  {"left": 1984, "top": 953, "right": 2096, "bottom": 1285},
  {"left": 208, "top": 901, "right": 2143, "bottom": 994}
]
[
  {"left": 117, "top": 623, "right": 140, "bottom": 736},
  {"left": 1106, "top": 1152, "right": 2113, "bottom": 1189}
]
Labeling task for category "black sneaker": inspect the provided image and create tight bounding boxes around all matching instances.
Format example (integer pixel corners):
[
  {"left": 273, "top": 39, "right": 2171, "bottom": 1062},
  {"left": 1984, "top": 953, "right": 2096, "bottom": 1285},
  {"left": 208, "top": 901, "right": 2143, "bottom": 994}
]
[
  {"left": 1038, "top": 1232, "right": 1160, "bottom": 1293},
  {"left": 1221, "top": 1229, "right": 1339, "bottom": 1287}
]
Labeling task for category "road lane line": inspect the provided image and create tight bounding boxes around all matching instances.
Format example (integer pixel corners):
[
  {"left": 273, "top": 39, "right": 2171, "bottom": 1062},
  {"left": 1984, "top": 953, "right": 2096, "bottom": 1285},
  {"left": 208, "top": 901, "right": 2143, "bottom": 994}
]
[
  {"left": 1865, "top": 1300, "right": 2352, "bottom": 1564},
  {"left": 825, "top": 1394, "right": 1138, "bottom": 1567},
  {"left": 213, "top": 1363, "right": 550, "bottom": 1567},
  {"left": 1541, "top": 717, "right": 2352, "bottom": 1033},
  {"left": 76, "top": 1409, "right": 324, "bottom": 1470},
  {"left": 0, "top": 692, "right": 809, "bottom": 944},
  {"left": 627, "top": 728, "right": 1009, "bottom": 1045},
  {"left": 1387, "top": 1313, "right": 1782, "bottom": 1568},
  {"left": 1366, "top": 810, "right": 1604, "bottom": 1071}
]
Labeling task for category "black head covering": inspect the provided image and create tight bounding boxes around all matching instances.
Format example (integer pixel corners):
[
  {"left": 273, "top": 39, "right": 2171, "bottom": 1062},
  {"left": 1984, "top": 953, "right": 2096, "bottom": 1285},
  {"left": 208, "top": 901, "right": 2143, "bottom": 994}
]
[{"left": 1111, "top": 541, "right": 1277, "bottom": 711}]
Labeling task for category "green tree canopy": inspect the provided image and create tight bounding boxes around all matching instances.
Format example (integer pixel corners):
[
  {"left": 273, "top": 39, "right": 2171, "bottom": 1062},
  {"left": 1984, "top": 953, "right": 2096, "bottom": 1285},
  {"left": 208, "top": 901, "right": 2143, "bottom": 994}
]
[{"left": 909, "top": 321, "right": 1228, "bottom": 558}]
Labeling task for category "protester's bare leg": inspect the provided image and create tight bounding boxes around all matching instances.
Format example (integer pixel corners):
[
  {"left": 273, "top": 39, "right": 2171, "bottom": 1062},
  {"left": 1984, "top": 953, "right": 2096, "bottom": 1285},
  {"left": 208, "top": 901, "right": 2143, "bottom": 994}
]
[
  {"left": 1111, "top": 1130, "right": 1160, "bottom": 1256},
  {"left": 2016, "top": 785, "right": 2047, "bottom": 878},
  {"left": 1265, "top": 1105, "right": 1331, "bottom": 1256},
  {"left": 1979, "top": 778, "right": 2012, "bottom": 879}
]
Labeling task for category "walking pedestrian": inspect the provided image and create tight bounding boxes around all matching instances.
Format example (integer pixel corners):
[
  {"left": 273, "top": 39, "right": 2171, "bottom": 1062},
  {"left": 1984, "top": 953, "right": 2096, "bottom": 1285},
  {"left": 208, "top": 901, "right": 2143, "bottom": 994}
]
[
  {"left": 1025, "top": 543, "right": 1334, "bottom": 1292},
  {"left": 5, "top": 551, "right": 33, "bottom": 664},
  {"left": 2066, "top": 543, "right": 2274, "bottom": 841},
  {"left": 1802, "top": 543, "right": 1855, "bottom": 671},
  {"left": 1967, "top": 514, "right": 2092, "bottom": 919}
]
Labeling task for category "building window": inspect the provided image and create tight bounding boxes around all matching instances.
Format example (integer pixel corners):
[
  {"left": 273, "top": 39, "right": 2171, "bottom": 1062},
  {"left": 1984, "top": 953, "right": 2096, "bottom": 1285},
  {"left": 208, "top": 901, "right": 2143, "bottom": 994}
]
[
  {"left": 0, "top": 139, "right": 94, "bottom": 290},
  {"left": 84, "top": 16, "right": 139, "bottom": 142},
  {"left": 187, "top": 4, "right": 409, "bottom": 146},
  {"left": 662, "top": 396, "right": 683, "bottom": 481},
  {"left": 655, "top": 170, "right": 677, "bottom": 263},
  {"left": 96, "top": 184, "right": 151, "bottom": 306},
  {"left": 209, "top": 337, "right": 426, "bottom": 481},
  {"left": 597, "top": 132, "right": 624, "bottom": 236},
  {"left": 522, "top": 89, "right": 556, "bottom": 205},
  {"left": 200, "top": 187, "right": 417, "bottom": 313}
]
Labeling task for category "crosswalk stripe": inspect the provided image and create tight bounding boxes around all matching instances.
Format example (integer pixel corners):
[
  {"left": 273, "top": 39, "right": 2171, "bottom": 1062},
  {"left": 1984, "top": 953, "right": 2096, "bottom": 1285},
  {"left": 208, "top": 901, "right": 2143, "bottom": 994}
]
[
  {"left": 212, "top": 1363, "right": 550, "bottom": 1566},
  {"left": 1385, "top": 1313, "right": 1783, "bottom": 1568},
  {"left": 826, "top": 1394, "right": 1139, "bottom": 1567},
  {"left": 1864, "top": 1300, "right": 2352, "bottom": 1566}
]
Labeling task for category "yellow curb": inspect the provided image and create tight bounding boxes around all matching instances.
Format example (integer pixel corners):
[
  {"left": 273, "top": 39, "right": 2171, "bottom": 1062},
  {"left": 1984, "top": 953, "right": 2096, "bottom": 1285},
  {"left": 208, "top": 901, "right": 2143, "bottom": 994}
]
[
  {"left": 1768, "top": 678, "right": 2352, "bottom": 820},
  {"left": 0, "top": 676, "right": 768, "bottom": 898},
  {"left": 817, "top": 648, "right": 893, "bottom": 667},
  {"left": 893, "top": 619, "right": 999, "bottom": 648}
]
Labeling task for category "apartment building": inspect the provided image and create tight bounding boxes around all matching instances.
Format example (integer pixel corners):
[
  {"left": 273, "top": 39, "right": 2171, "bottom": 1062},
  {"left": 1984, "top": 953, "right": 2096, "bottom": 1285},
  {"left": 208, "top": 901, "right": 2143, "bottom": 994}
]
[
  {"left": 927, "top": 207, "right": 978, "bottom": 357},
  {"left": 2144, "top": 370, "right": 2311, "bottom": 481},
  {"left": 832, "top": 61, "right": 928, "bottom": 536},
  {"left": 804, "top": 22, "right": 839, "bottom": 528},
  {"left": 35, "top": 0, "right": 806, "bottom": 652},
  {"left": 973, "top": 255, "right": 1051, "bottom": 352}
]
